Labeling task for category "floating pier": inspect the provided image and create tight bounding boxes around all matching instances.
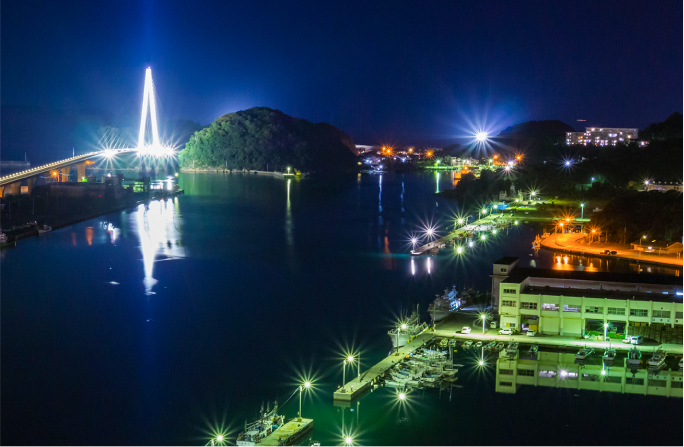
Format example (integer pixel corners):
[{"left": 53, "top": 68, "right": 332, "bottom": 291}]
[
  {"left": 333, "top": 332, "right": 434, "bottom": 401},
  {"left": 410, "top": 215, "right": 508, "bottom": 256},
  {"left": 256, "top": 418, "right": 313, "bottom": 446}
]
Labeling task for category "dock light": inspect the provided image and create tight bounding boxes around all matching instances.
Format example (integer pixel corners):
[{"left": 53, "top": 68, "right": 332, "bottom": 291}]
[
  {"left": 482, "top": 208, "right": 487, "bottom": 214},
  {"left": 478, "top": 360, "right": 484, "bottom": 366},
  {"left": 103, "top": 149, "right": 114, "bottom": 158},
  {"left": 399, "top": 392, "right": 406, "bottom": 400},
  {"left": 514, "top": 221, "right": 519, "bottom": 225},
  {"left": 492, "top": 229, "right": 497, "bottom": 234},
  {"left": 468, "top": 241, "right": 474, "bottom": 247},
  {"left": 456, "top": 246, "right": 463, "bottom": 254},
  {"left": 504, "top": 166, "right": 511, "bottom": 172},
  {"left": 480, "top": 234, "right": 486, "bottom": 240},
  {"left": 601, "top": 370, "right": 607, "bottom": 376},
  {"left": 411, "top": 237, "right": 417, "bottom": 245},
  {"left": 481, "top": 314, "right": 486, "bottom": 334},
  {"left": 476, "top": 132, "right": 488, "bottom": 142},
  {"left": 457, "top": 218, "right": 464, "bottom": 224},
  {"left": 347, "top": 355, "right": 354, "bottom": 363},
  {"left": 304, "top": 381, "right": 311, "bottom": 388},
  {"left": 216, "top": 435, "right": 224, "bottom": 442},
  {"left": 401, "top": 323, "right": 408, "bottom": 330},
  {"left": 560, "top": 370, "right": 568, "bottom": 378},
  {"left": 345, "top": 436, "right": 353, "bottom": 445},
  {"left": 175, "top": 172, "right": 179, "bottom": 177},
  {"left": 299, "top": 380, "right": 312, "bottom": 419},
  {"left": 426, "top": 228, "right": 434, "bottom": 236},
  {"left": 531, "top": 191, "right": 536, "bottom": 196}
]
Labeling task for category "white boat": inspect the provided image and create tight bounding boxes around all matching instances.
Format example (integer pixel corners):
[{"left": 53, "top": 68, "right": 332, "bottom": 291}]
[
  {"left": 474, "top": 341, "right": 482, "bottom": 348},
  {"left": 627, "top": 347, "right": 641, "bottom": 371},
  {"left": 236, "top": 402, "right": 284, "bottom": 446},
  {"left": 495, "top": 342, "right": 504, "bottom": 351},
  {"left": 427, "top": 286, "right": 460, "bottom": 322},
  {"left": 38, "top": 224, "right": 52, "bottom": 234},
  {"left": 647, "top": 349, "right": 667, "bottom": 370},
  {"left": 575, "top": 347, "right": 593, "bottom": 364},
  {"left": 462, "top": 340, "right": 473, "bottom": 349},
  {"left": 603, "top": 348, "right": 617, "bottom": 367},
  {"left": 485, "top": 341, "right": 497, "bottom": 350},
  {"left": 388, "top": 306, "right": 428, "bottom": 348}
]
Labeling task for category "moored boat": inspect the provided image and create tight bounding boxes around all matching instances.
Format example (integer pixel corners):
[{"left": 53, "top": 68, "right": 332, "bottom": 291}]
[
  {"left": 647, "top": 348, "right": 667, "bottom": 370},
  {"left": 388, "top": 306, "right": 428, "bottom": 348},
  {"left": 427, "top": 286, "right": 461, "bottom": 322},
  {"left": 236, "top": 401, "right": 284, "bottom": 446}
]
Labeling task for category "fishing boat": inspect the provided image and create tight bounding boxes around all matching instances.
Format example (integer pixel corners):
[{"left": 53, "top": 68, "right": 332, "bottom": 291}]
[
  {"left": 505, "top": 342, "right": 518, "bottom": 358},
  {"left": 648, "top": 348, "right": 667, "bottom": 370},
  {"left": 462, "top": 340, "right": 473, "bottom": 349},
  {"left": 627, "top": 347, "right": 641, "bottom": 371},
  {"left": 388, "top": 305, "right": 428, "bottom": 348},
  {"left": 438, "top": 338, "right": 449, "bottom": 348},
  {"left": 603, "top": 348, "right": 617, "bottom": 367},
  {"left": 575, "top": 347, "right": 593, "bottom": 364},
  {"left": 474, "top": 341, "right": 482, "bottom": 348},
  {"left": 495, "top": 342, "right": 504, "bottom": 351},
  {"left": 528, "top": 345, "right": 538, "bottom": 354},
  {"left": 236, "top": 401, "right": 284, "bottom": 446},
  {"left": 427, "top": 286, "right": 461, "bottom": 322},
  {"left": 485, "top": 341, "right": 497, "bottom": 350},
  {"left": 38, "top": 224, "right": 52, "bottom": 234}
]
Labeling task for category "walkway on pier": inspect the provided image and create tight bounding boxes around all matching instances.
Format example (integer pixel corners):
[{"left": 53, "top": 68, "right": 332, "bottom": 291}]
[{"left": 333, "top": 332, "right": 434, "bottom": 401}]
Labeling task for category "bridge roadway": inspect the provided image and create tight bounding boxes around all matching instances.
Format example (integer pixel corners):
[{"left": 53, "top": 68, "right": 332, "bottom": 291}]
[
  {"left": 410, "top": 214, "right": 510, "bottom": 256},
  {"left": 0, "top": 149, "right": 137, "bottom": 197}
]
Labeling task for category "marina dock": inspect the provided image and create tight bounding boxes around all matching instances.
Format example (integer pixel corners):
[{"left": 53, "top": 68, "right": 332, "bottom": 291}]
[
  {"left": 333, "top": 332, "right": 434, "bottom": 401},
  {"left": 410, "top": 215, "right": 509, "bottom": 256},
  {"left": 256, "top": 418, "right": 313, "bottom": 446}
]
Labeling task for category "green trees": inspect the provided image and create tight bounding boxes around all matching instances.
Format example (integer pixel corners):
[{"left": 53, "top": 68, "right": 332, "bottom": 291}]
[{"left": 178, "top": 107, "right": 356, "bottom": 173}]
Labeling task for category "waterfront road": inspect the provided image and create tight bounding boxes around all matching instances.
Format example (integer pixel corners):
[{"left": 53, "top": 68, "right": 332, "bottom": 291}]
[
  {"left": 433, "top": 310, "right": 683, "bottom": 355},
  {"left": 541, "top": 233, "right": 683, "bottom": 267}
]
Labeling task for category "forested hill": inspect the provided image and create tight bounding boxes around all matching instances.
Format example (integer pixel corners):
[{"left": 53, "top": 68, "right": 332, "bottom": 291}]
[{"left": 179, "top": 107, "right": 357, "bottom": 173}]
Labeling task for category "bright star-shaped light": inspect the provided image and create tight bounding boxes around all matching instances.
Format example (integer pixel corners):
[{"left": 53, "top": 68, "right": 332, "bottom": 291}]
[{"left": 475, "top": 131, "right": 488, "bottom": 142}]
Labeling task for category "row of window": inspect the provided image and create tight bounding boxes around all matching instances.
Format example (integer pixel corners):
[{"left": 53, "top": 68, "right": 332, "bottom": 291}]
[
  {"left": 511, "top": 302, "right": 682, "bottom": 319},
  {"left": 533, "top": 372, "right": 682, "bottom": 387}
]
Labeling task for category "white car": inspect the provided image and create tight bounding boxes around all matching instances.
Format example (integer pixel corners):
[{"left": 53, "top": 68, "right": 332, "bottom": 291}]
[
  {"left": 622, "top": 336, "right": 633, "bottom": 344},
  {"left": 526, "top": 330, "right": 537, "bottom": 337},
  {"left": 499, "top": 328, "right": 514, "bottom": 335},
  {"left": 461, "top": 327, "right": 471, "bottom": 334}
]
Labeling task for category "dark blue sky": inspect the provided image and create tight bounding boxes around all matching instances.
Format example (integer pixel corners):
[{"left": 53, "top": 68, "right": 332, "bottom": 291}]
[{"left": 2, "top": 0, "right": 682, "bottom": 160}]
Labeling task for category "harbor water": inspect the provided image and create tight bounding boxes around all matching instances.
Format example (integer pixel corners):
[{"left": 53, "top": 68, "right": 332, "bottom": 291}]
[{"left": 2, "top": 171, "right": 681, "bottom": 445}]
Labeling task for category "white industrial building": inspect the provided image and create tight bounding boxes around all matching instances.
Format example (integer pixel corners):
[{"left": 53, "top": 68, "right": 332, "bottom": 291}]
[{"left": 566, "top": 127, "right": 639, "bottom": 146}]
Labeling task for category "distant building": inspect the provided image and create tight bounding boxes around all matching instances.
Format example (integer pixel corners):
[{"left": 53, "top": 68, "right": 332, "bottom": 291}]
[
  {"left": 566, "top": 127, "right": 639, "bottom": 146},
  {"left": 644, "top": 181, "right": 683, "bottom": 193},
  {"left": 355, "top": 145, "right": 378, "bottom": 154}
]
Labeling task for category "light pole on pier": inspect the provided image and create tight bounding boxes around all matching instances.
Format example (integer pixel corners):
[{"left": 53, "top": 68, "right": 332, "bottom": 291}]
[
  {"left": 299, "top": 381, "right": 311, "bottom": 420},
  {"left": 481, "top": 314, "right": 486, "bottom": 334}
]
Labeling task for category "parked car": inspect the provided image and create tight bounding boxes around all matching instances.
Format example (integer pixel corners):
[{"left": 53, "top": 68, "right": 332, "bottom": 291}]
[
  {"left": 499, "top": 328, "right": 514, "bottom": 335},
  {"left": 610, "top": 251, "right": 617, "bottom": 255},
  {"left": 622, "top": 335, "right": 633, "bottom": 344},
  {"left": 630, "top": 335, "right": 643, "bottom": 345},
  {"left": 526, "top": 330, "right": 537, "bottom": 337},
  {"left": 461, "top": 326, "right": 471, "bottom": 334},
  {"left": 600, "top": 250, "right": 610, "bottom": 254}
]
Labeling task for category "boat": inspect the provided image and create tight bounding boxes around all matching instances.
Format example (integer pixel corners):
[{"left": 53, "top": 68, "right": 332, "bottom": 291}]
[
  {"left": 485, "top": 341, "right": 497, "bottom": 350},
  {"left": 603, "top": 348, "right": 617, "bottom": 367},
  {"left": 427, "top": 286, "right": 461, "bottom": 322},
  {"left": 528, "top": 345, "right": 538, "bottom": 354},
  {"left": 575, "top": 347, "right": 593, "bottom": 364},
  {"left": 647, "top": 348, "right": 667, "bottom": 370},
  {"left": 495, "top": 342, "right": 504, "bottom": 351},
  {"left": 505, "top": 342, "right": 518, "bottom": 358},
  {"left": 532, "top": 234, "right": 541, "bottom": 249},
  {"left": 236, "top": 401, "right": 284, "bottom": 446},
  {"left": 474, "top": 341, "right": 482, "bottom": 348},
  {"left": 627, "top": 347, "right": 641, "bottom": 371},
  {"left": 462, "top": 340, "right": 473, "bottom": 349},
  {"left": 438, "top": 338, "right": 449, "bottom": 348},
  {"left": 388, "top": 306, "right": 428, "bottom": 348},
  {"left": 38, "top": 224, "right": 52, "bottom": 234}
]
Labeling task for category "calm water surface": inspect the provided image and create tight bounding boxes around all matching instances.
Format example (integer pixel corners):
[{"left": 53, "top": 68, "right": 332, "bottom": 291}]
[{"left": 2, "top": 172, "right": 681, "bottom": 445}]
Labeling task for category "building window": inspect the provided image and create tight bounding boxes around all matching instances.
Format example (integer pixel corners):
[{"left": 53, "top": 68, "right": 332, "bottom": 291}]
[
  {"left": 630, "top": 309, "right": 648, "bottom": 317},
  {"left": 676, "top": 312, "right": 683, "bottom": 319},
  {"left": 499, "top": 381, "right": 513, "bottom": 387},
  {"left": 581, "top": 374, "right": 597, "bottom": 382},
  {"left": 501, "top": 300, "right": 516, "bottom": 307},
  {"left": 539, "top": 370, "right": 556, "bottom": 378},
  {"left": 585, "top": 306, "right": 603, "bottom": 314},
  {"left": 517, "top": 369, "right": 534, "bottom": 376},
  {"left": 649, "top": 379, "right": 667, "bottom": 388},
  {"left": 503, "top": 288, "right": 516, "bottom": 294},
  {"left": 652, "top": 310, "right": 670, "bottom": 319},
  {"left": 542, "top": 303, "right": 559, "bottom": 311},
  {"left": 500, "top": 268, "right": 507, "bottom": 273},
  {"left": 607, "top": 307, "right": 626, "bottom": 316},
  {"left": 520, "top": 302, "right": 537, "bottom": 310},
  {"left": 499, "top": 369, "right": 513, "bottom": 375},
  {"left": 563, "top": 305, "right": 580, "bottom": 313},
  {"left": 626, "top": 377, "right": 644, "bottom": 385},
  {"left": 672, "top": 381, "right": 683, "bottom": 389}
]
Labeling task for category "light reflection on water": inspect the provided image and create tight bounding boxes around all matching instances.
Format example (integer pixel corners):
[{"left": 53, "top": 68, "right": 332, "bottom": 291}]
[{"left": 133, "top": 198, "right": 185, "bottom": 295}]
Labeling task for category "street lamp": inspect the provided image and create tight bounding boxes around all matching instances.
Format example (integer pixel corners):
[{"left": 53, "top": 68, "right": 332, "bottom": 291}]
[
  {"left": 604, "top": 323, "right": 609, "bottom": 343},
  {"left": 345, "top": 436, "right": 353, "bottom": 446},
  {"left": 639, "top": 235, "right": 646, "bottom": 257},
  {"left": 481, "top": 314, "right": 486, "bottom": 334},
  {"left": 299, "top": 381, "right": 311, "bottom": 419},
  {"left": 580, "top": 203, "right": 585, "bottom": 220},
  {"left": 343, "top": 356, "right": 354, "bottom": 389},
  {"left": 399, "top": 391, "right": 406, "bottom": 400}
]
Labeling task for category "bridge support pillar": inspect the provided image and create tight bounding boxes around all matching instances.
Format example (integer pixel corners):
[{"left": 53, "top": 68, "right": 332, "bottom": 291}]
[
  {"left": 27, "top": 177, "right": 37, "bottom": 195},
  {"left": 60, "top": 167, "right": 71, "bottom": 182},
  {"left": 76, "top": 162, "right": 87, "bottom": 181},
  {"left": 10, "top": 181, "right": 21, "bottom": 196}
]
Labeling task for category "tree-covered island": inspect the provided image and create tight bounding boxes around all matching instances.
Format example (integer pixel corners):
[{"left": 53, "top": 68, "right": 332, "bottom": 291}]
[{"left": 179, "top": 107, "right": 357, "bottom": 173}]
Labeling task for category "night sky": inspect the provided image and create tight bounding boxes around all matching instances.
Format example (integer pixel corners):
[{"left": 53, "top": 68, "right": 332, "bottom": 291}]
[{"left": 2, "top": 0, "right": 682, "bottom": 161}]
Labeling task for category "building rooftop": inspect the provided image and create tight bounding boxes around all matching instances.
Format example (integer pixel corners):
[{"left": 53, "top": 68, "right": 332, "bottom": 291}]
[
  {"left": 494, "top": 256, "right": 520, "bottom": 266},
  {"left": 502, "top": 267, "right": 682, "bottom": 287},
  {"left": 521, "top": 284, "right": 679, "bottom": 303}
]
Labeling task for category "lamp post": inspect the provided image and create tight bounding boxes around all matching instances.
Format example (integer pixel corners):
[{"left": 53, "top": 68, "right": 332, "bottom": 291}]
[
  {"left": 299, "top": 381, "right": 311, "bottom": 420},
  {"left": 481, "top": 314, "right": 486, "bottom": 334},
  {"left": 639, "top": 235, "right": 646, "bottom": 257},
  {"left": 604, "top": 323, "right": 609, "bottom": 344}
]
